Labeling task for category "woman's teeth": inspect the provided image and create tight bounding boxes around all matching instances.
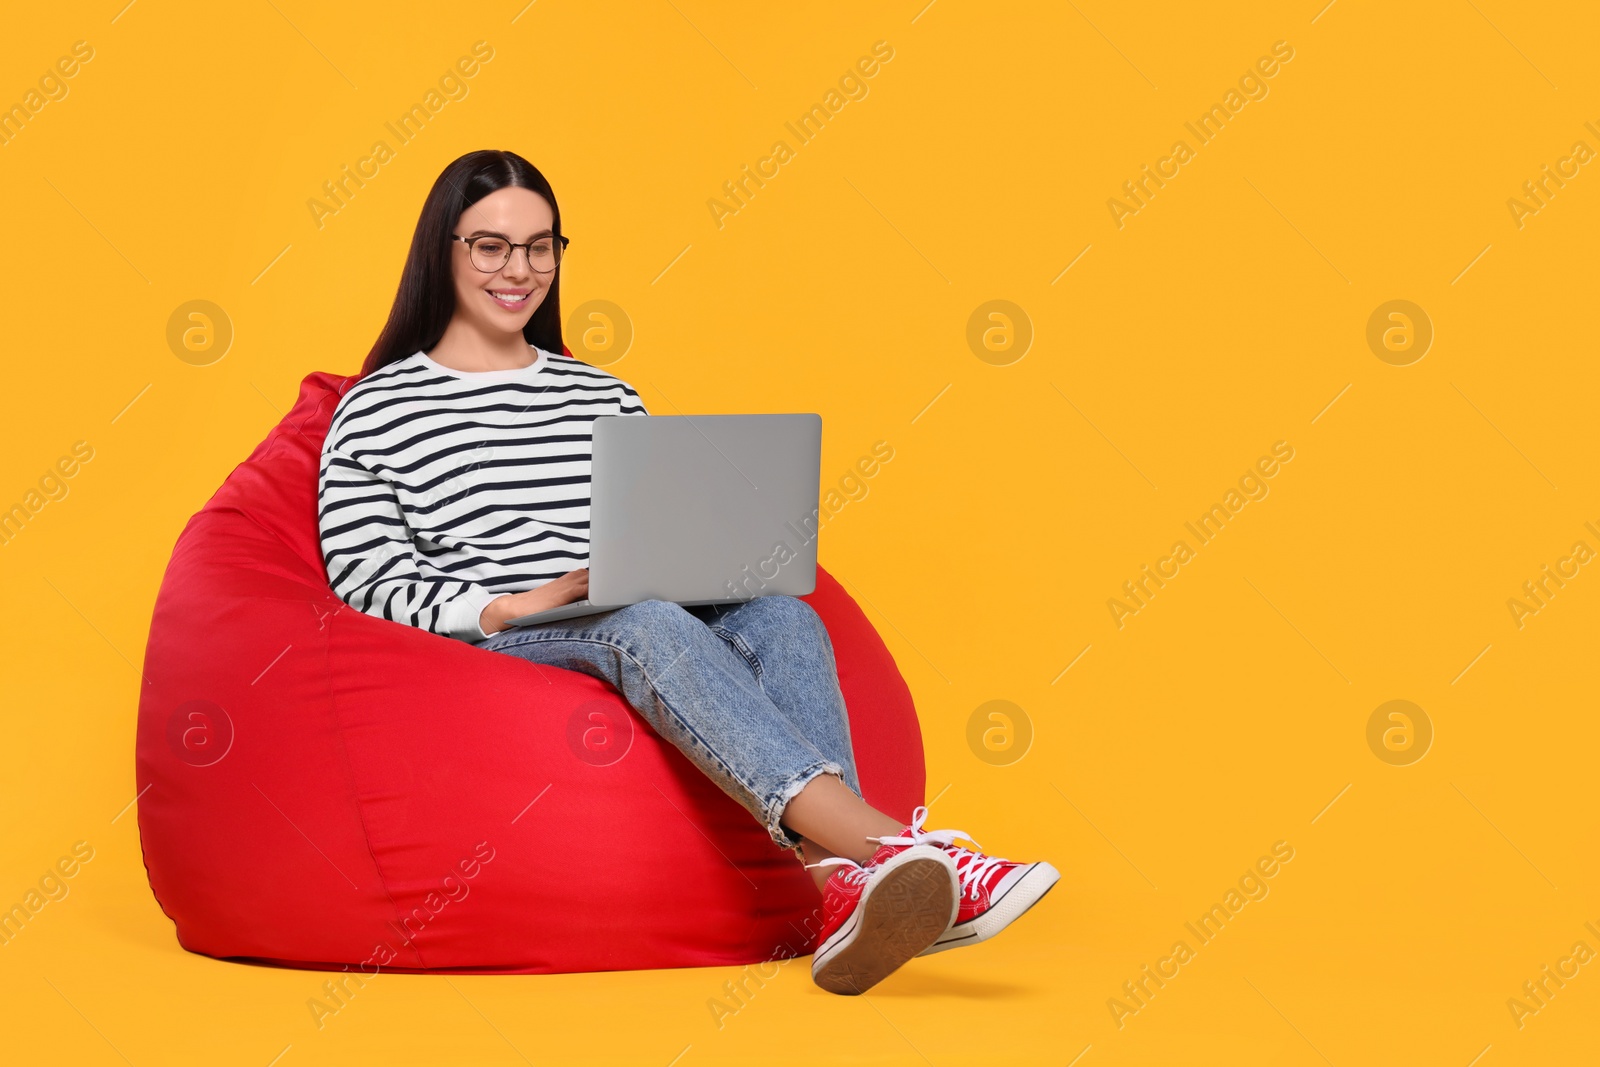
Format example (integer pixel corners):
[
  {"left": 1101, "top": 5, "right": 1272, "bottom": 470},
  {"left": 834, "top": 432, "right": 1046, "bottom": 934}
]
[{"left": 490, "top": 290, "right": 529, "bottom": 304}]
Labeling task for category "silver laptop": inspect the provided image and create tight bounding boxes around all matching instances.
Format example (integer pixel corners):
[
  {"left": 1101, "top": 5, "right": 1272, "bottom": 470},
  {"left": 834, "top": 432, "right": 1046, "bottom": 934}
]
[{"left": 505, "top": 413, "right": 823, "bottom": 626}]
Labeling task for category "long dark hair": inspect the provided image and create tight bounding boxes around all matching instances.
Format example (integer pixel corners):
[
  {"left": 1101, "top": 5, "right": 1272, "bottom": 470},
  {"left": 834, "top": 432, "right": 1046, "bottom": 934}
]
[{"left": 360, "top": 150, "right": 564, "bottom": 377}]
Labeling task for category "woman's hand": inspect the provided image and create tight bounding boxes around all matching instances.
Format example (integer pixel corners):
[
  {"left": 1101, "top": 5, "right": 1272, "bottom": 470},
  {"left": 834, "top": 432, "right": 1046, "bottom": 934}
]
[{"left": 478, "top": 568, "right": 590, "bottom": 635}]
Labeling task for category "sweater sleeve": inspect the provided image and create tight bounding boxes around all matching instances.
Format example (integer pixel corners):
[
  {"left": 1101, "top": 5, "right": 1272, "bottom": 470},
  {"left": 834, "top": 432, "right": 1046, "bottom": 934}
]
[{"left": 317, "top": 445, "right": 502, "bottom": 643}]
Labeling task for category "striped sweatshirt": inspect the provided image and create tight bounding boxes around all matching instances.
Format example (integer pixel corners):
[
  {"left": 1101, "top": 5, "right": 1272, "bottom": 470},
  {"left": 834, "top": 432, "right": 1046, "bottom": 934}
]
[{"left": 316, "top": 346, "right": 648, "bottom": 643}]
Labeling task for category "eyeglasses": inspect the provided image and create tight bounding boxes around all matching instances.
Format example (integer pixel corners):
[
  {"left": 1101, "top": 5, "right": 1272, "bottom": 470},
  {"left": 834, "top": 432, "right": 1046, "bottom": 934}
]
[{"left": 451, "top": 232, "right": 570, "bottom": 274}]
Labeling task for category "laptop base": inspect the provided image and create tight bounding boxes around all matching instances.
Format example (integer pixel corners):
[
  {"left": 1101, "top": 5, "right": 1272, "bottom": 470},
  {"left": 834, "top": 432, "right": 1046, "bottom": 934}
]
[{"left": 504, "top": 595, "right": 766, "bottom": 628}]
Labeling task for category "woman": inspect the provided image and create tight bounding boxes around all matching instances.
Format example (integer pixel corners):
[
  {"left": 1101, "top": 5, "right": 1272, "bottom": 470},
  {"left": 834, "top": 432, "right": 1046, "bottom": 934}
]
[{"left": 316, "top": 149, "right": 1059, "bottom": 994}]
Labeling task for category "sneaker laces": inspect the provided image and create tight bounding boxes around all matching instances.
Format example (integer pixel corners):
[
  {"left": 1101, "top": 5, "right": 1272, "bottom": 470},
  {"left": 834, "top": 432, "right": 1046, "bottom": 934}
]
[
  {"left": 805, "top": 856, "right": 873, "bottom": 886},
  {"left": 868, "top": 805, "right": 1008, "bottom": 901}
]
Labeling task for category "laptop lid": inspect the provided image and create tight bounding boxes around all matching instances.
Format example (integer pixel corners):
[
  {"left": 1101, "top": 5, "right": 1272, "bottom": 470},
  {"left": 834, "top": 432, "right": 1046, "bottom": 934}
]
[{"left": 587, "top": 413, "right": 822, "bottom": 605}]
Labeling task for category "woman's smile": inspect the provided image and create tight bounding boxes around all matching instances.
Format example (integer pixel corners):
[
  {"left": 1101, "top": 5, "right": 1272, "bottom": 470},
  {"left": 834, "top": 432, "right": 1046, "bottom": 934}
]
[{"left": 487, "top": 287, "right": 533, "bottom": 310}]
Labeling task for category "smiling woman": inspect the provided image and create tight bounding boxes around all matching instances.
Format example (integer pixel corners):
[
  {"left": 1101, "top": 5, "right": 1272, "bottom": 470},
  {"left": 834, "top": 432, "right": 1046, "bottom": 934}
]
[
  {"left": 358, "top": 152, "right": 569, "bottom": 379},
  {"left": 311, "top": 148, "right": 1057, "bottom": 993}
]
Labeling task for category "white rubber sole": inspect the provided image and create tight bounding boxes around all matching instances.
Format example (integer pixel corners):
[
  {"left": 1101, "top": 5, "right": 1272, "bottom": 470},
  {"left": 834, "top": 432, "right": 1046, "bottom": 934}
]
[
  {"left": 919, "top": 860, "right": 1061, "bottom": 956},
  {"left": 811, "top": 844, "right": 959, "bottom": 995}
]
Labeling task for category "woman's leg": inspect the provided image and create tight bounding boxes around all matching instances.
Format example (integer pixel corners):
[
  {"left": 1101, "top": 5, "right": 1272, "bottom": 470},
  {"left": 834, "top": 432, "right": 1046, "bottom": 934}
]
[
  {"left": 685, "top": 597, "right": 1061, "bottom": 964},
  {"left": 478, "top": 599, "right": 905, "bottom": 875},
  {"left": 688, "top": 595, "right": 861, "bottom": 792},
  {"left": 783, "top": 774, "right": 905, "bottom": 887},
  {"left": 689, "top": 595, "right": 900, "bottom": 885}
]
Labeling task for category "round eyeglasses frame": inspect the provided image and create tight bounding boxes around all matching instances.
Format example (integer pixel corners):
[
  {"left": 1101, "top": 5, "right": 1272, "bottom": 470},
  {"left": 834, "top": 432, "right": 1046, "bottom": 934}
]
[{"left": 450, "top": 232, "right": 570, "bottom": 274}]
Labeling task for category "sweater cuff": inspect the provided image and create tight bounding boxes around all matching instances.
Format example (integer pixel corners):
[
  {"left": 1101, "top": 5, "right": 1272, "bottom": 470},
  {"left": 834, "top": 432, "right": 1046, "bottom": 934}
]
[{"left": 440, "top": 588, "right": 504, "bottom": 643}]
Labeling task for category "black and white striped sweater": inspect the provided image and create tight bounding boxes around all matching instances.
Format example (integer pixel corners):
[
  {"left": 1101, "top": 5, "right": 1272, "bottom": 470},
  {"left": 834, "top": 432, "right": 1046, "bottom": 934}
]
[{"left": 316, "top": 347, "right": 648, "bottom": 643}]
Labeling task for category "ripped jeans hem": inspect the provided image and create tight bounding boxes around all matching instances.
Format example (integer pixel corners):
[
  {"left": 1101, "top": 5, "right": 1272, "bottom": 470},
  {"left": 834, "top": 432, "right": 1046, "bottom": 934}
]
[{"left": 764, "top": 760, "right": 850, "bottom": 852}]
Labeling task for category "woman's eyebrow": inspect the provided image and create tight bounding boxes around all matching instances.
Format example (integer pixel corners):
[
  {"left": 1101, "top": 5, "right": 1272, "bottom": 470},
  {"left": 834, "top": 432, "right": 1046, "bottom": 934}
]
[{"left": 466, "top": 228, "right": 554, "bottom": 240}]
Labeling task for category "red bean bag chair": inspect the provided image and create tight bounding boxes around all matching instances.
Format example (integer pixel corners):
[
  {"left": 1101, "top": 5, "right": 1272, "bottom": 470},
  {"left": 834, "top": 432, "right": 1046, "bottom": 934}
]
[{"left": 134, "top": 359, "right": 927, "bottom": 975}]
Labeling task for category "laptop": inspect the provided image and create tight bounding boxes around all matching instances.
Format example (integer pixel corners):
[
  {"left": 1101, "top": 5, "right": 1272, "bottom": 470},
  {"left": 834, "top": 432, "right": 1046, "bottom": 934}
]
[{"left": 505, "top": 413, "right": 823, "bottom": 626}]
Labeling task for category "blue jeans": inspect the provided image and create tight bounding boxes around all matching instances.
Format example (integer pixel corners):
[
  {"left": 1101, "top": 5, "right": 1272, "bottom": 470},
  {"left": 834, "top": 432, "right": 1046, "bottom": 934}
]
[{"left": 476, "top": 595, "right": 863, "bottom": 851}]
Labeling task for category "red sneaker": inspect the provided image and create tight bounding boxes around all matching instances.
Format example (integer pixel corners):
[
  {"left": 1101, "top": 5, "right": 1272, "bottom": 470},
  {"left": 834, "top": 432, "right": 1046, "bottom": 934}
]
[
  {"left": 807, "top": 843, "right": 958, "bottom": 995},
  {"left": 869, "top": 806, "right": 1060, "bottom": 956}
]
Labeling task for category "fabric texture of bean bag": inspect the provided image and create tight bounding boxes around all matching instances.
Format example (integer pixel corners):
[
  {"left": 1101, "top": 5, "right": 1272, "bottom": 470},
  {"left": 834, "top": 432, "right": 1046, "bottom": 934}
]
[{"left": 134, "top": 358, "right": 927, "bottom": 975}]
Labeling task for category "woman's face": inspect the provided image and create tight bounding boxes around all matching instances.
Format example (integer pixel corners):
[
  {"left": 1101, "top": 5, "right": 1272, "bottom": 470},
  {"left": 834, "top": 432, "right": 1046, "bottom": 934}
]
[{"left": 448, "top": 186, "right": 558, "bottom": 337}]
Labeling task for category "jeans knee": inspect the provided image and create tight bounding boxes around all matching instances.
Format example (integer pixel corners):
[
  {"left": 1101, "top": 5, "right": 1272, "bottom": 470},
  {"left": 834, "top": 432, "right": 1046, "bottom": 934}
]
[
  {"left": 612, "top": 598, "right": 700, "bottom": 643},
  {"left": 747, "top": 593, "right": 811, "bottom": 623},
  {"left": 757, "top": 595, "right": 829, "bottom": 644}
]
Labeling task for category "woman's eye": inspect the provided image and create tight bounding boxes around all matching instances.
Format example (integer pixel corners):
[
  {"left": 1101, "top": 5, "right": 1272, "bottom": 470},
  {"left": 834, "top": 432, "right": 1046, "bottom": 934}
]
[
  {"left": 477, "top": 241, "right": 507, "bottom": 255},
  {"left": 531, "top": 241, "right": 553, "bottom": 255}
]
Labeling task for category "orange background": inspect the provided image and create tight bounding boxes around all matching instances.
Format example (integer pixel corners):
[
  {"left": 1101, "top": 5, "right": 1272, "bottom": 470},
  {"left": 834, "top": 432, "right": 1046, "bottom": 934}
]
[{"left": 2, "top": 1, "right": 1597, "bottom": 1063}]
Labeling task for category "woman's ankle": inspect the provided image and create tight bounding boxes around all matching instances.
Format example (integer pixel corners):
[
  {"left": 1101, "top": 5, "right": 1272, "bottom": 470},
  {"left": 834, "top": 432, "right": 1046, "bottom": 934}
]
[
  {"left": 799, "top": 838, "right": 838, "bottom": 892},
  {"left": 782, "top": 774, "right": 905, "bottom": 862}
]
